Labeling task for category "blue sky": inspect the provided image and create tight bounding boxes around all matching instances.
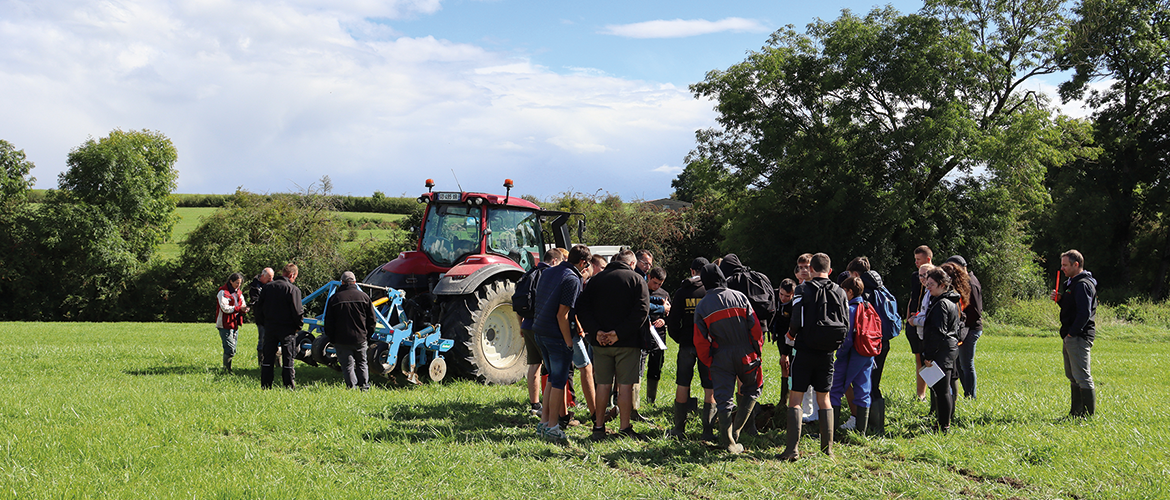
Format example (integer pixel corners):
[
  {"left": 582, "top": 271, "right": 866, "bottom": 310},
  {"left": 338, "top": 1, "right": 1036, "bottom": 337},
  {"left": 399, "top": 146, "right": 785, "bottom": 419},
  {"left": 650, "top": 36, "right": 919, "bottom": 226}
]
[{"left": 0, "top": 0, "right": 1086, "bottom": 201}]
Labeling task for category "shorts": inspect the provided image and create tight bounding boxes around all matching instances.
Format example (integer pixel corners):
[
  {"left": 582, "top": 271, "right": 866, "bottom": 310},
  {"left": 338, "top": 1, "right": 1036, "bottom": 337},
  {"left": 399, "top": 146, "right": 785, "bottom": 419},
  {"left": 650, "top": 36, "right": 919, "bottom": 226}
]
[
  {"left": 535, "top": 334, "right": 573, "bottom": 390},
  {"left": 521, "top": 328, "right": 543, "bottom": 365},
  {"left": 572, "top": 335, "right": 592, "bottom": 369},
  {"left": 790, "top": 349, "right": 834, "bottom": 394},
  {"left": 592, "top": 346, "right": 641, "bottom": 386},
  {"left": 675, "top": 345, "right": 713, "bottom": 389}
]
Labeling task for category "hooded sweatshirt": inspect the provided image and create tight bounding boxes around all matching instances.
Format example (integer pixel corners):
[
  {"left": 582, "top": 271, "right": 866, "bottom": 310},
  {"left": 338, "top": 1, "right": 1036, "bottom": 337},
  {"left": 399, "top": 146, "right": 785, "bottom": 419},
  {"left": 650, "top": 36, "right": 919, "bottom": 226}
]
[
  {"left": 668, "top": 275, "right": 706, "bottom": 347},
  {"left": 692, "top": 263, "right": 763, "bottom": 366},
  {"left": 1058, "top": 271, "right": 1097, "bottom": 341}
]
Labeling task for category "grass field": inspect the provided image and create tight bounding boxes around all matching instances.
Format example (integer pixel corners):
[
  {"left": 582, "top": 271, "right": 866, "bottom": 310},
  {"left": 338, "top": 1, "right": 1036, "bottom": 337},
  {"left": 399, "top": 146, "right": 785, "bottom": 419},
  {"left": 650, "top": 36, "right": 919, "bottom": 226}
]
[
  {"left": 1, "top": 307, "right": 1166, "bottom": 499},
  {"left": 157, "top": 207, "right": 406, "bottom": 261}
]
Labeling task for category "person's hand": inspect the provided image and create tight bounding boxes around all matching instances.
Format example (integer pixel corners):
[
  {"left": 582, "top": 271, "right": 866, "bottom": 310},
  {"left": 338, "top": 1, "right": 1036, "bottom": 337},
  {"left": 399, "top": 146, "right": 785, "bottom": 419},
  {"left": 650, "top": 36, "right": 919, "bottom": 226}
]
[
  {"left": 663, "top": 300, "right": 671, "bottom": 315},
  {"left": 780, "top": 355, "right": 790, "bottom": 371},
  {"left": 652, "top": 318, "right": 665, "bottom": 329},
  {"left": 784, "top": 333, "right": 795, "bottom": 346},
  {"left": 1051, "top": 289, "right": 1060, "bottom": 302},
  {"left": 924, "top": 360, "right": 934, "bottom": 367},
  {"left": 768, "top": 330, "right": 778, "bottom": 344}
]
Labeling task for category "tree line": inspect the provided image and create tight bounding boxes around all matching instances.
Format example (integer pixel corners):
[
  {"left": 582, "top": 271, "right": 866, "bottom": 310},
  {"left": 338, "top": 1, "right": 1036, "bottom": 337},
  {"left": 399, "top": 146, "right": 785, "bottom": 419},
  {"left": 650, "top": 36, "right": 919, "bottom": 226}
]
[{"left": 671, "top": 0, "right": 1170, "bottom": 306}]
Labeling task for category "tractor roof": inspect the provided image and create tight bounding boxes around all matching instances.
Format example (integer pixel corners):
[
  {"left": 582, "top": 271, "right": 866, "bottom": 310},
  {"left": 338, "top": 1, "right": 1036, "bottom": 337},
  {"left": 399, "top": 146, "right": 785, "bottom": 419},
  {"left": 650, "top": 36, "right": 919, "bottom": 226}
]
[{"left": 419, "top": 191, "right": 541, "bottom": 210}]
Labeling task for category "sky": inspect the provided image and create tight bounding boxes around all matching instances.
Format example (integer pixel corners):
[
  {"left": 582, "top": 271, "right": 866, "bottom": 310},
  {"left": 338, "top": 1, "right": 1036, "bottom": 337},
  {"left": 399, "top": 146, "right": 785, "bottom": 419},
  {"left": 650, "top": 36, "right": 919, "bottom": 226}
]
[{"left": 0, "top": 0, "right": 1091, "bottom": 201}]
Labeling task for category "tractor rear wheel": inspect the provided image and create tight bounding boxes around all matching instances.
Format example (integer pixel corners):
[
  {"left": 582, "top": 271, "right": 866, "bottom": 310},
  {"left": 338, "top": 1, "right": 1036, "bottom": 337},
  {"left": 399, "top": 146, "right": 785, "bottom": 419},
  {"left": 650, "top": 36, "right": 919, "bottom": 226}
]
[
  {"left": 367, "top": 341, "right": 391, "bottom": 376},
  {"left": 439, "top": 279, "right": 525, "bottom": 385}
]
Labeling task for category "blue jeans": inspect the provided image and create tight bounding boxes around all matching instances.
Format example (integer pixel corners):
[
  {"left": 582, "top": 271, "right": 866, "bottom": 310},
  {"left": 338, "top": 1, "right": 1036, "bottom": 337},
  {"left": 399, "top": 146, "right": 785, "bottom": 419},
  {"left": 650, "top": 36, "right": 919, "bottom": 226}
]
[
  {"left": 536, "top": 334, "right": 573, "bottom": 390},
  {"left": 572, "top": 335, "right": 592, "bottom": 368},
  {"left": 218, "top": 328, "right": 238, "bottom": 358},
  {"left": 957, "top": 329, "right": 981, "bottom": 398}
]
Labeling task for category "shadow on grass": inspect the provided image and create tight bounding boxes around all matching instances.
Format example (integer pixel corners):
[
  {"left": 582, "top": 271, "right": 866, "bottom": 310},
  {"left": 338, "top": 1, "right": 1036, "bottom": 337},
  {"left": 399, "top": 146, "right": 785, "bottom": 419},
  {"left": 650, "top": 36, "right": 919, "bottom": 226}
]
[
  {"left": 126, "top": 365, "right": 208, "bottom": 376},
  {"left": 363, "top": 398, "right": 528, "bottom": 443}
]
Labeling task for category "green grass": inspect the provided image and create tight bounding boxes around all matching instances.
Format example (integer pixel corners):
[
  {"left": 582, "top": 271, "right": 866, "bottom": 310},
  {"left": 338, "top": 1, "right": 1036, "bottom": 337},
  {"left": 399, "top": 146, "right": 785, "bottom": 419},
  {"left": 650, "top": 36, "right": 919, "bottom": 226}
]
[
  {"left": 157, "top": 208, "right": 407, "bottom": 261},
  {"left": 0, "top": 317, "right": 1166, "bottom": 499}
]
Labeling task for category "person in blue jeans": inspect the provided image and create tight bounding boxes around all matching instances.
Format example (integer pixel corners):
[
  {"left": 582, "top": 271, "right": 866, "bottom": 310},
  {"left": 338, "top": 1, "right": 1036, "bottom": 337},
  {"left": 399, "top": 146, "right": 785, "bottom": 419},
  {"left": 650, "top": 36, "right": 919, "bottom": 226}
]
[
  {"left": 946, "top": 255, "right": 983, "bottom": 399},
  {"left": 532, "top": 245, "right": 591, "bottom": 443}
]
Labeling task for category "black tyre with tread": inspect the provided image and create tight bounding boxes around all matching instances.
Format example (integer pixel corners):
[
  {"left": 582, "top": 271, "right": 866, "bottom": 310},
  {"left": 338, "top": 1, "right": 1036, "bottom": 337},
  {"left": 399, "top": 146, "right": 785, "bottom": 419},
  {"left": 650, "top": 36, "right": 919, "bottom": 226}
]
[
  {"left": 438, "top": 279, "right": 525, "bottom": 384},
  {"left": 311, "top": 334, "right": 339, "bottom": 369}
]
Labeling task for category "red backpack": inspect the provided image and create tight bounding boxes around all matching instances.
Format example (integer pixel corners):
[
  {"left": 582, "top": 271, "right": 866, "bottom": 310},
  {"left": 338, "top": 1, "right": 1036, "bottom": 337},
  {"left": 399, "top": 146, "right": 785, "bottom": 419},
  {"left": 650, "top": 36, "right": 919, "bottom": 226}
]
[{"left": 854, "top": 302, "right": 883, "bottom": 357}]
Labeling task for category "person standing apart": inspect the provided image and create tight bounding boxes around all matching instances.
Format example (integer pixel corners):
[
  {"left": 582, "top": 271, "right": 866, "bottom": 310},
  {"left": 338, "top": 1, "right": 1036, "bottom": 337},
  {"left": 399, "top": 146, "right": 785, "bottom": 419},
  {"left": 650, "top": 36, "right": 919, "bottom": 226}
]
[
  {"left": 215, "top": 272, "right": 249, "bottom": 373},
  {"left": 1055, "top": 250, "right": 1097, "bottom": 417},
  {"left": 325, "top": 271, "right": 377, "bottom": 391},
  {"left": 922, "top": 268, "right": 962, "bottom": 432},
  {"left": 256, "top": 263, "right": 304, "bottom": 389}
]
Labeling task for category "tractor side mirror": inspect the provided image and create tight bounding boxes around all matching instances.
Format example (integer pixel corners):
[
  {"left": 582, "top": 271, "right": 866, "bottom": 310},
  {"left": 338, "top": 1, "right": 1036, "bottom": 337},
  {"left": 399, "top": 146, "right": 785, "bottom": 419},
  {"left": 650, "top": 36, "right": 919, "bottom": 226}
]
[{"left": 577, "top": 219, "right": 586, "bottom": 242}]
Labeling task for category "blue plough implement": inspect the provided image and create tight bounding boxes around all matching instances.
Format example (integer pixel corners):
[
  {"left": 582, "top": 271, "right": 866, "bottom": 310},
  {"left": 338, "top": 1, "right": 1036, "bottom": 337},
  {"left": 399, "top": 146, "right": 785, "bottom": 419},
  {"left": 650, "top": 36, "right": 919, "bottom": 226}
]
[{"left": 292, "top": 281, "right": 454, "bottom": 384}]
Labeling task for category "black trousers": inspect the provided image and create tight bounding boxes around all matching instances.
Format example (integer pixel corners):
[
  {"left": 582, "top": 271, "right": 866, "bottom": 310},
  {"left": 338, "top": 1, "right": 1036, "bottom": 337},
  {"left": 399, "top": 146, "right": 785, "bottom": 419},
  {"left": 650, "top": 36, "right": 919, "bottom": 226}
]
[
  {"left": 930, "top": 365, "right": 957, "bottom": 430},
  {"left": 261, "top": 328, "right": 297, "bottom": 389},
  {"left": 646, "top": 349, "right": 664, "bottom": 382},
  {"left": 870, "top": 338, "right": 891, "bottom": 401}
]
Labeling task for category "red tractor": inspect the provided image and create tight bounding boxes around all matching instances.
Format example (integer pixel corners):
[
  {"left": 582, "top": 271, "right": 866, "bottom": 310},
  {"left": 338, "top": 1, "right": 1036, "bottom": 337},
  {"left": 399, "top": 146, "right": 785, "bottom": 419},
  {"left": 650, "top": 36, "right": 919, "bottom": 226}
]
[{"left": 363, "top": 179, "right": 583, "bottom": 384}]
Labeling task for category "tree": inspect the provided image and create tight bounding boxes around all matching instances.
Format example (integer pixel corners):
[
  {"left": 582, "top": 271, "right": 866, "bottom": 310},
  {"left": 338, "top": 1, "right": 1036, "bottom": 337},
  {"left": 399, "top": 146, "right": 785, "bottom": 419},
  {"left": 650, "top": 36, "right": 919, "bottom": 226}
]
[
  {"left": 1055, "top": 0, "right": 1170, "bottom": 297},
  {"left": 681, "top": 2, "right": 1083, "bottom": 308},
  {"left": 0, "top": 139, "right": 36, "bottom": 207},
  {"left": 58, "top": 129, "right": 179, "bottom": 261}
]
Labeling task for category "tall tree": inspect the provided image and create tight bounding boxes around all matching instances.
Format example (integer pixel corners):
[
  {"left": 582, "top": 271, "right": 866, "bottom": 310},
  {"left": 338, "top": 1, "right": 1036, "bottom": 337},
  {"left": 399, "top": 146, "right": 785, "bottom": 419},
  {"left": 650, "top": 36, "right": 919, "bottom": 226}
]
[
  {"left": 0, "top": 139, "right": 36, "bottom": 207},
  {"left": 1056, "top": 0, "right": 1170, "bottom": 297},
  {"left": 57, "top": 129, "right": 179, "bottom": 261},
  {"left": 682, "top": 1, "right": 1083, "bottom": 307}
]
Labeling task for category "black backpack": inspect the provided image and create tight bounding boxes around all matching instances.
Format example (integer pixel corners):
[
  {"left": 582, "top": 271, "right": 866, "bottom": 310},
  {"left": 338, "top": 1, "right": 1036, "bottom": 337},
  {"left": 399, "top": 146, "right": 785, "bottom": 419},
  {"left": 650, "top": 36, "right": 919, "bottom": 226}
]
[
  {"left": 511, "top": 266, "right": 545, "bottom": 320},
  {"left": 727, "top": 267, "right": 777, "bottom": 328},
  {"left": 799, "top": 279, "right": 849, "bottom": 351}
]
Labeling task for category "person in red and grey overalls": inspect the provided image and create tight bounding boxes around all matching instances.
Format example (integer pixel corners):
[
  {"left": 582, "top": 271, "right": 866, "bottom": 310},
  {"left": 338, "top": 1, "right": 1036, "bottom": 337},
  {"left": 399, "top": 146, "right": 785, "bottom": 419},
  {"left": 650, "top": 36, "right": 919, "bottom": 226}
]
[{"left": 693, "top": 263, "right": 764, "bottom": 454}]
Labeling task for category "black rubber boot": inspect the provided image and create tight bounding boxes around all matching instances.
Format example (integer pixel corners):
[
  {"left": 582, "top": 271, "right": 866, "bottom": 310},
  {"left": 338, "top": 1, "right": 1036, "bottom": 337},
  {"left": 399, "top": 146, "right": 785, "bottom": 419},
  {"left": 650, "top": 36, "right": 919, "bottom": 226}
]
[
  {"left": 1070, "top": 384, "right": 1084, "bottom": 417},
  {"left": 717, "top": 409, "right": 744, "bottom": 454},
  {"left": 667, "top": 402, "right": 688, "bottom": 440},
  {"left": 854, "top": 406, "right": 870, "bottom": 436},
  {"left": 223, "top": 354, "right": 233, "bottom": 373},
  {"left": 1081, "top": 388, "right": 1095, "bottom": 417},
  {"left": 869, "top": 397, "right": 885, "bottom": 435},
  {"left": 701, "top": 402, "right": 717, "bottom": 442},
  {"left": 778, "top": 407, "right": 801, "bottom": 461},
  {"left": 818, "top": 409, "right": 834, "bottom": 457},
  {"left": 647, "top": 379, "right": 659, "bottom": 405},
  {"left": 833, "top": 406, "right": 842, "bottom": 431},
  {"left": 687, "top": 396, "right": 699, "bottom": 416},
  {"left": 732, "top": 394, "right": 757, "bottom": 441},
  {"left": 779, "top": 376, "right": 790, "bottom": 410}
]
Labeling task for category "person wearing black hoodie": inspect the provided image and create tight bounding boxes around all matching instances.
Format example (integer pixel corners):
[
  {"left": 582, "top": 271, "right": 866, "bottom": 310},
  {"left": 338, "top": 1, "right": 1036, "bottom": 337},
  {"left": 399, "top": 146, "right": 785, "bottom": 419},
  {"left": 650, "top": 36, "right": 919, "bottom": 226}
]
[
  {"left": 1055, "top": 250, "right": 1097, "bottom": 417},
  {"left": 922, "top": 267, "right": 962, "bottom": 432},
  {"left": 666, "top": 257, "right": 716, "bottom": 441}
]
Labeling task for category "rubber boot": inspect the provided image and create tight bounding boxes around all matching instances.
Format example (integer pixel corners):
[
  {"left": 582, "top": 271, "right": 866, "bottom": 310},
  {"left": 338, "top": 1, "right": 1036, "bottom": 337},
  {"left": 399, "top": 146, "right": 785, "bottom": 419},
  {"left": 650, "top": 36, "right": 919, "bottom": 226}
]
[
  {"left": 854, "top": 406, "right": 870, "bottom": 436},
  {"left": 833, "top": 406, "right": 842, "bottom": 431},
  {"left": 779, "top": 376, "right": 790, "bottom": 409},
  {"left": 717, "top": 409, "right": 744, "bottom": 454},
  {"left": 818, "top": 409, "right": 834, "bottom": 457},
  {"left": 701, "top": 402, "right": 717, "bottom": 442},
  {"left": 686, "top": 396, "right": 699, "bottom": 416},
  {"left": 778, "top": 407, "right": 801, "bottom": 461},
  {"left": 667, "top": 402, "right": 688, "bottom": 440},
  {"left": 647, "top": 379, "right": 659, "bottom": 405},
  {"left": 869, "top": 397, "right": 885, "bottom": 435},
  {"left": 223, "top": 354, "right": 233, "bottom": 373},
  {"left": 732, "top": 394, "right": 757, "bottom": 442},
  {"left": 1081, "top": 388, "right": 1095, "bottom": 417},
  {"left": 1070, "top": 384, "right": 1084, "bottom": 417}
]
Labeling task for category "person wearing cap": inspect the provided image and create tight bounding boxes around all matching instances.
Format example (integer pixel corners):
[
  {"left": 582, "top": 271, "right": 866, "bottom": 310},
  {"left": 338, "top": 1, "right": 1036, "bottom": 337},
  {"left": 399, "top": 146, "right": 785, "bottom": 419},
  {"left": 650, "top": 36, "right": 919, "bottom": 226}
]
[
  {"left": 665, "top": 257, "right": 715, "bottom": 440},
  {"left": 324, "top": 271, "right": 378, "bottom": 391},
  {"left": 944, "top": 255, "right": 984, "bottom": 399}
]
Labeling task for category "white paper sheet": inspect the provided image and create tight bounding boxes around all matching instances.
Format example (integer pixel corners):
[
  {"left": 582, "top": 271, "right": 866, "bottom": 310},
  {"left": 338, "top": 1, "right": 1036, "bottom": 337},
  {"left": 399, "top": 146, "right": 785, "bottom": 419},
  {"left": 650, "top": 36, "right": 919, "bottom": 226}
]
[{"left": 919, "top": 363, "right": 945, "bottom": 386}]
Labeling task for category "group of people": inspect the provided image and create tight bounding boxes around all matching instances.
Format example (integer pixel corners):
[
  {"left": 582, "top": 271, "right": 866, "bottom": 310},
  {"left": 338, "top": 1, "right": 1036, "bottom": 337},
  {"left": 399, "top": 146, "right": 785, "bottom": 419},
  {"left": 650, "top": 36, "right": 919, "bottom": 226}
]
[
  {"left": 213, "top": 263, "right": 380, "bottom": 392},
  {"left": 518, "top": 244, "right": 1099, "bottom": 458}
]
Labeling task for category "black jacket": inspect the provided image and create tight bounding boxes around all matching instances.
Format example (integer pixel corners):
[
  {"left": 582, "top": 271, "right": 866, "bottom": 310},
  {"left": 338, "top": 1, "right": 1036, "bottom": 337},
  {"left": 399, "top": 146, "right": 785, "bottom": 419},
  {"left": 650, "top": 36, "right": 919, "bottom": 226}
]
[
  {"left": 965, "top": 272, "right": 984, "bottom": 331},
  {"left": 578, "top": 261, "right": 649, "bottom": 348},
  {"left": 668, "top": 275, "right": 706, "bottom": 347},
  {"left": 247, "top": 277, "right": 266, "bottom": 307},
  {"left": 908, "top": 269, "right": 926, "bottom": 319},
  {"left": 923, "top": 289, "right": 961, "bottom": 369},
  {"left": 719, "top": 253, "right": 776, "bottom": 330},
  {"left": 1058, "top": 271, "right": 1097, "bottom": 341},
  {"left": 324, "top": 283, "right": 378, "bottom": 345},
  {"left": 254, "top": 275, "right": 304, "bottom": 333}
]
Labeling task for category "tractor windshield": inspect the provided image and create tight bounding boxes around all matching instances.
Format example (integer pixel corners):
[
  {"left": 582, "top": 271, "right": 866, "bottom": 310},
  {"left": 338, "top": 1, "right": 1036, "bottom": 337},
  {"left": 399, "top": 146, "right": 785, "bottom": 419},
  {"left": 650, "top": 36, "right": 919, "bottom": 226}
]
[
  {"left": 486, "top": 208, "right": 541, "bottom": 271},
  {"left": 421, "top": 204, "right": 482, "bottom": 267}
]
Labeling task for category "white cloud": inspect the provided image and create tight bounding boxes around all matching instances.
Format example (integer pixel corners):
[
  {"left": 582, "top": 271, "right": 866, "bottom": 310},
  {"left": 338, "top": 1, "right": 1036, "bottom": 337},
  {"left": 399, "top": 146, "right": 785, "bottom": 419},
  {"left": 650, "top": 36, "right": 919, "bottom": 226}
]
[
  {"left": 0, "top": 0, "right": 716, "bottom": 200},
  {"left": 653, "top": 165, "right": 682, "bottom": 175},
  {"left": 601, "top": 17, "right": 769, "bottom": 39}
]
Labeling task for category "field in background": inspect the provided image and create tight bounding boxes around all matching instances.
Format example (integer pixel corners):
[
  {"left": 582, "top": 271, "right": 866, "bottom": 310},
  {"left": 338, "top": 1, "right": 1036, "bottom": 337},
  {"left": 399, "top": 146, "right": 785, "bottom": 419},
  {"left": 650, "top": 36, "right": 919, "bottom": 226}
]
[
  {"left": 156, "top": 207, "right": 406, "bottom": 261},
  {"left": 0, "top": 313, "right": 1165, "bottom": 499}
]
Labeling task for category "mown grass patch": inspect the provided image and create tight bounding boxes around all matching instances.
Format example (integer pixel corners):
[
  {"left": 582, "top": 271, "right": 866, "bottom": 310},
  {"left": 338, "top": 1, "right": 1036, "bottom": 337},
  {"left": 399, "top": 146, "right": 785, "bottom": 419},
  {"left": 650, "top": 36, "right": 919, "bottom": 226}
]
[{"left": 0, "top": 320, "right": 1165, "bottom": 499}]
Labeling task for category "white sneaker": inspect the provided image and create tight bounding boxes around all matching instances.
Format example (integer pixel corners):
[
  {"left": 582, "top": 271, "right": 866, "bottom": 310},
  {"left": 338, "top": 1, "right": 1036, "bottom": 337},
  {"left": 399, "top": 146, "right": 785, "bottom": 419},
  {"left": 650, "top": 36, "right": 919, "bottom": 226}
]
[
  {"left": 536, "top": 422, "right": 548, "bottom": 437},
  {"left": 544, "top": 425, "right": 570, "bottom": 443},
  {"left": 840, "top": 416, "right": 856, "bottom": 430}
]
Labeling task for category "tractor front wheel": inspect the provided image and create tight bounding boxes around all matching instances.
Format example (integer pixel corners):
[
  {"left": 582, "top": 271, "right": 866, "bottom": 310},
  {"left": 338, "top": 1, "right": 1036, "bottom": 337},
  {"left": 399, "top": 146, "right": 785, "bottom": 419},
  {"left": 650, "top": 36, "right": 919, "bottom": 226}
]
[{"left": 439, "top": 279, "right": 525, "bottom": 384}]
